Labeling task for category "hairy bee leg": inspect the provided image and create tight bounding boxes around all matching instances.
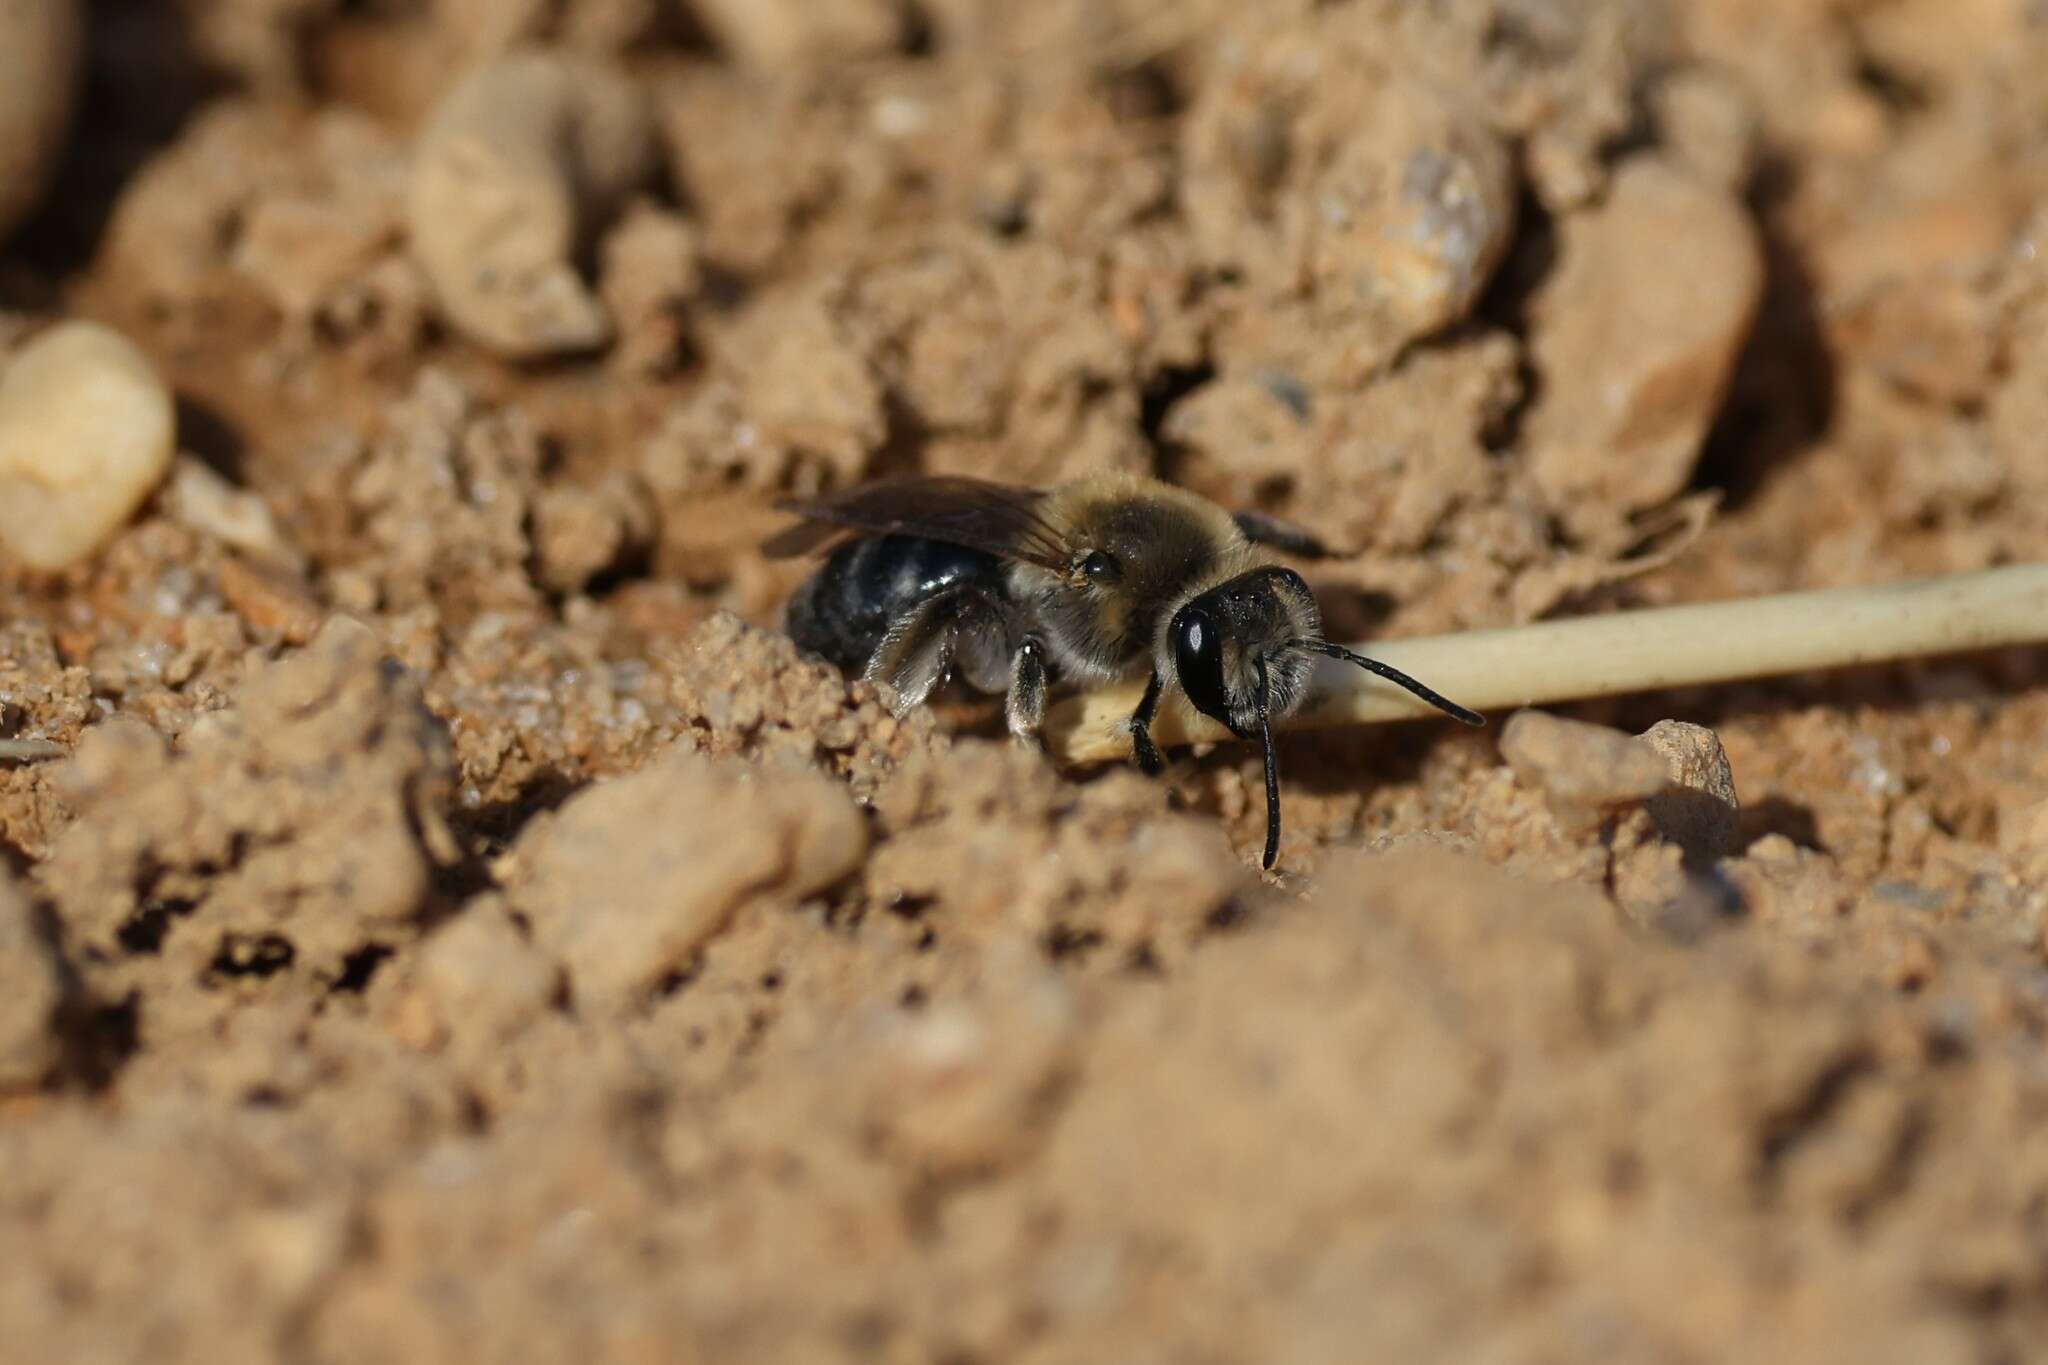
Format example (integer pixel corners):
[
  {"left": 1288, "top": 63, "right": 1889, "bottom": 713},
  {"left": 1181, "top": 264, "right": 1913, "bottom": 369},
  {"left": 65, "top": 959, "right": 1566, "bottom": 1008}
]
[
  {"left": 1254, "top": 655, "right": 1281, "bottom": 870},
  {"left": 1233, "top": 508, "right": 1334, "bottom": 559},
  {"left": 1005, "top": 637, "right": 1048, "bottom": 740},
  {"left": 864, "top": 587, "right": 988, "bottom": 714},
  {"left": 1128, "top": 669, "right": 1165, "bottom": 776}
]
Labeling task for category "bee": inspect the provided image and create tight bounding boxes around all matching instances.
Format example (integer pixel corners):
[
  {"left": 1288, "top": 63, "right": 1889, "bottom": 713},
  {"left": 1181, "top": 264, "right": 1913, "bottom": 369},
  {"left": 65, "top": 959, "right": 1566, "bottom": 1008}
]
[{"left": 766, "top": 473, "right": 1483, "bottom": 869}]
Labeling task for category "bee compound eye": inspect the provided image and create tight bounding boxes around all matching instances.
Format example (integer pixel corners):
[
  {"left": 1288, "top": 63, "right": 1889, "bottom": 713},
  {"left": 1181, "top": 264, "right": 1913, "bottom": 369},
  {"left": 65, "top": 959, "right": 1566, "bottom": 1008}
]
[
  {"left": 1080, "top": 551, "right": 1120, "bottom": 581},
  {"left": 1173, "top": 605, "right": 1232, "bottom": 725}
]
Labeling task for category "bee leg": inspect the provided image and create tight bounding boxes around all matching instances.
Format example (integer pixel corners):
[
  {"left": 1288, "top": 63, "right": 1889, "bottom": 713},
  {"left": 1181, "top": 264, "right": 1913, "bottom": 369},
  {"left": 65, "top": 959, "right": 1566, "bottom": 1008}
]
[
  {"left": 1233, "top": 508, "right": 1334, "bottom": 559},
  {"left": 865, "top": 589, "right": 974, "bottom": 714},
  {"left": 1253, "top": 655, "right": 1282, "bottom": 870},
  {"left": 1005, "top": 637, "right": 1049, "bottom": 740},
  {"left": 1128, "top": 669, "right": 1165, "bottom": 776}
]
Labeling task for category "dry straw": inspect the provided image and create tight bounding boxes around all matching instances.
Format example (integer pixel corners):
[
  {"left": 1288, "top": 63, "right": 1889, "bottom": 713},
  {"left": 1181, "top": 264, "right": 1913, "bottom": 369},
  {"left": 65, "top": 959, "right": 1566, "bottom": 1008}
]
[
  {"left": 1044, "top": 565, "right": 2048, "bottom": 766},
  {"left": 0, "top": 738, "right": 65, "bottom": 762}
]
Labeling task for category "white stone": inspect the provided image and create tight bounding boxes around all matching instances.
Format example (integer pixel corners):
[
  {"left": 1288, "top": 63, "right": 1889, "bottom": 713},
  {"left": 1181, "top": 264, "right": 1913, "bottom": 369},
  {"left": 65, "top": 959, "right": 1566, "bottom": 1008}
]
[{"left": 0, "top": 322, "right": 176, "bottom": 570}]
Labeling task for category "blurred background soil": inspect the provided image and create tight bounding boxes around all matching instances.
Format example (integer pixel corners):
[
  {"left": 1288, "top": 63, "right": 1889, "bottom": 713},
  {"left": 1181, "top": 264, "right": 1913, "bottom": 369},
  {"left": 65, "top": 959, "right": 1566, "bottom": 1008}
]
[{"left": 6, "top": 1, "right": 2048, "bottom": 1360}]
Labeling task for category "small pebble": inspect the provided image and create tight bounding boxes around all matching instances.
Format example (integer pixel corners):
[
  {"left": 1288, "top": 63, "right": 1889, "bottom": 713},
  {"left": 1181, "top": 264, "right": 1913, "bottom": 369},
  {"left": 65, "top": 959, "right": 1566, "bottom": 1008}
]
[
  {"left": 164, "top": 456, "right": 305, "bottom": 570},
  {"left": 1501, "top": 710, "right": 1668, "bottom": 819},
  {"left": 0, "top": 321, "right": 177, "bottom": 570},
  {"left": 1638, "top": 720, "right": 1741, "bottom": 865},
  {"left": 1308, "top": 84, "right": 1517, "bottom": 344},
  {"left": 1524, "top": 157, "right": 1764, "bottom": 534},
  {"left": 407, "top": 52, "right": 657, "bottom": 359}
]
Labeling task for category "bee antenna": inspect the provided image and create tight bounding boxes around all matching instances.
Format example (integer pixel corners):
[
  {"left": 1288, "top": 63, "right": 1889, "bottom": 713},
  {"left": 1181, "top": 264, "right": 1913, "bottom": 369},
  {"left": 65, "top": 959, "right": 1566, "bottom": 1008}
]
[
  {"left": 1253, "top": 655, "right": 1282, "bottom": 870},
  {"left": 1297, "top": 641, "right": 1485, "bottom": 727}
]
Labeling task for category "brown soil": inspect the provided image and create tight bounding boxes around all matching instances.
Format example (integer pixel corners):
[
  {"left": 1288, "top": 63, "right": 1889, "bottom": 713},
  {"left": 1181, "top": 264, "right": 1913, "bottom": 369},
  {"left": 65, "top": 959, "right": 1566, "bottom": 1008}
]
[{"left": 6, "top": 1, "right": 2048, "bottom": 1360}]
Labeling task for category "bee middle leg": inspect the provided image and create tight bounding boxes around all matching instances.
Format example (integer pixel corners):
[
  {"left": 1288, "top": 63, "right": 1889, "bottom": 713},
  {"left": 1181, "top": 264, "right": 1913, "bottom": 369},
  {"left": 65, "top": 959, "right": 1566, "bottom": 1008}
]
[{"left": 1005, "top": 637, "right": 1049, "bottom": 740}]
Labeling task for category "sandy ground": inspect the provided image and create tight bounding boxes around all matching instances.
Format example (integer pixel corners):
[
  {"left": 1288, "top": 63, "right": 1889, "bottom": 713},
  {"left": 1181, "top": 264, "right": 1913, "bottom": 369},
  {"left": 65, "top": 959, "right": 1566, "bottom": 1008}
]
[{"left": 5, "top": 0, "right": 2048, "bottom": 1360}]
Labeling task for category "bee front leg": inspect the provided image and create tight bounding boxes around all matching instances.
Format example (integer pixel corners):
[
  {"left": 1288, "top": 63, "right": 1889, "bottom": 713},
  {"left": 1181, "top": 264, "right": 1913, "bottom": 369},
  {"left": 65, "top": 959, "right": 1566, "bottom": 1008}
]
[
  {"left": 1128, "top": 669, "right": 1165, "bottom": 776},
  {"left": 1005, "top": 636, "right": 1049, "bottom": 740}
]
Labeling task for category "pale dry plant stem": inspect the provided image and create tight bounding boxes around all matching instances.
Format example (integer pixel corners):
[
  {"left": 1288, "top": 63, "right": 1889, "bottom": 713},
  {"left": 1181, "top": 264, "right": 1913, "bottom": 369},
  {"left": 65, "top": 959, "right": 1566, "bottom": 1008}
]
[
  {"left": 0, "top": 738, "right": 66, "bottom": 762},
  {"left": 1045, "top": 565, "right": 2048, "bottom": 766}
]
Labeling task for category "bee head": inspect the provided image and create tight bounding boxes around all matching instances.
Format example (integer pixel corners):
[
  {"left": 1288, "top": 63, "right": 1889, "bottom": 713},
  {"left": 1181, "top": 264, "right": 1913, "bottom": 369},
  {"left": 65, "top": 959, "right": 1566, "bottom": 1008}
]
[
  {"left": 1167, "top": 568, "right": 1321, "bottom": 737},
  {"left": 1164, "top": 567, "right": 1482, "bottom": 874},
  {"left": 1167, "top": 567, "right": 1487, "bottom": 738}
]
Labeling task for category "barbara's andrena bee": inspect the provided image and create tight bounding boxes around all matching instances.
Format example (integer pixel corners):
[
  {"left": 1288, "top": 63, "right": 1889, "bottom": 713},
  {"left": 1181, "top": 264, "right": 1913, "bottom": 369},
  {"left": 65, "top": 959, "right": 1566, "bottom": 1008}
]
[{"left": 767, "top": 473, "right": 1483, "bottom": 869}]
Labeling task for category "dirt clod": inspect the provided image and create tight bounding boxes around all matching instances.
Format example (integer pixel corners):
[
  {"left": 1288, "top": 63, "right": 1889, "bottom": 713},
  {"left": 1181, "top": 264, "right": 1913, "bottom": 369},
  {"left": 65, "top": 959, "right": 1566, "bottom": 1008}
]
[
  {"left": 1503, "top": 709, "right": 1670, "bottom": 824},
  {"left": 38, "top": 615, "right": 453, "bottom": 979},
  {"left": 510, "top": 746, "right": 866, "bottom": 1014},
  {"left": 407, "top": 50, "right": 658, "bottom": 358},
  {"left": 1526, "top": 157, "right": 1766, "bottom": 538}
]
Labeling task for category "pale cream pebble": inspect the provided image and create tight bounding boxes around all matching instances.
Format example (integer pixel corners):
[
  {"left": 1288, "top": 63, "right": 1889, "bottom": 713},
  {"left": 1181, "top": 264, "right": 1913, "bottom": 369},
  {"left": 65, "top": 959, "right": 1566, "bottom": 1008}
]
[
  {"left": 0, "top": 870, "right": 62, "bottom": 1089},
  {"left": 0, "top": 321, "right": 177, "bottom": 570},
  {"left": 1501, "top": 710, "right": 1669, "bottom": 833},
  {"left": 0, "top": 0, "right": 84, "bottom": 241},
  {"left": 162, "top": 456, "right": 305, "bottom": 571},
  {"left": 510, "top": 748, "right": 867, "bottom": 1014},
  {"left": 407, "top": 50, "right": 659, "bottom": 359},
  {"left": 1524, "top": 157, "right": 1764, "bottom": 535},
  {"left": 1638, "top": 720, "right": 1742, "bottom": 865}
]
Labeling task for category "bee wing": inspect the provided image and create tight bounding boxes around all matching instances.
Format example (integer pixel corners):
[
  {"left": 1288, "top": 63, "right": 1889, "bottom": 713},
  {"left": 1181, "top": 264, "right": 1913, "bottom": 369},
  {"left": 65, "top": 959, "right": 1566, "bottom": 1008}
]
[{"left": 762, "top": 477, "right": 1071, "bottom": 569}]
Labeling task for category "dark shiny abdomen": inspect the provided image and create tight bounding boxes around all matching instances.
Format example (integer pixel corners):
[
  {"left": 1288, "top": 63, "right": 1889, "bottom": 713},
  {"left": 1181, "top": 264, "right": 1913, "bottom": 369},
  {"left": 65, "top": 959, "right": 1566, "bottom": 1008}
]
[{"left": 783, "top": 534, "right": 1008, "bottom": 674}]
